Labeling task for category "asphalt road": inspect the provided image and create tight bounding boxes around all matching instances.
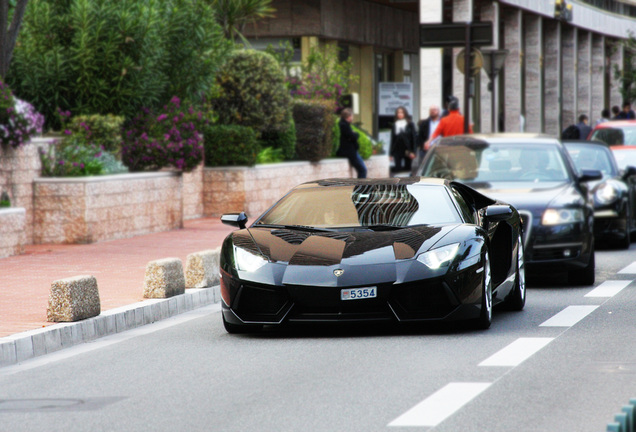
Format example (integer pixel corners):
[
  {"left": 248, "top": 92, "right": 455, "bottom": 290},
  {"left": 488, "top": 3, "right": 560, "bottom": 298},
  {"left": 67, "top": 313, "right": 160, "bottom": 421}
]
[{"left": 1, "top": 246, "right": 635, "bottom": 432}]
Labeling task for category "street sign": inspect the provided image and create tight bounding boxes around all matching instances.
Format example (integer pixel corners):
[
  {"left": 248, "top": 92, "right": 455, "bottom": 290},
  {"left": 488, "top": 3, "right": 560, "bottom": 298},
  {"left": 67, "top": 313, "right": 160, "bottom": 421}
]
[
  {"left": 456, "top": 48, "right": 484, "bottom": 76},
  {"left": 419, "top": 22, "right": 493, "bottom": 47}
]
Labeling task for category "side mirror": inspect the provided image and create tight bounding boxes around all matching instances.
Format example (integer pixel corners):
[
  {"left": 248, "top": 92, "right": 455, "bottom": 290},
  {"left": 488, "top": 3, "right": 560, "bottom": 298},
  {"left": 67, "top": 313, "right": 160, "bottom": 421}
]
[
  {"left": 221, "top": 212, "right": 248, "bottom": 229},
  {"left": 622, "top": 165, "right": 636, "bottom": 180},
  {"left": 578, "top": 169, "right": 602, "bottom": 183},
  {"left": 484, "top": 205, "right": 513, "bottom": 222}
]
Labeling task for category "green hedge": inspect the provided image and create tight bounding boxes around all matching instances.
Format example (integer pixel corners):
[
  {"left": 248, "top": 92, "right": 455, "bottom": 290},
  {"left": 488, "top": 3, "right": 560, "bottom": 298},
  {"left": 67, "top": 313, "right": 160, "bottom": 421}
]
[
  {"left": 68, "top": 114, "right": 124, "bottom": 155},
  {"left": 293, "top": 100, "right": 334, "bottom": 162},
  {"left": 259, "top": 114, "right": 296, "bottom": 160},
  {"left": 203, "top": 125, "right": 260, "bottom": 167},
  {"left": 352, "top": 125, "right": 373, "bottom": 160}
]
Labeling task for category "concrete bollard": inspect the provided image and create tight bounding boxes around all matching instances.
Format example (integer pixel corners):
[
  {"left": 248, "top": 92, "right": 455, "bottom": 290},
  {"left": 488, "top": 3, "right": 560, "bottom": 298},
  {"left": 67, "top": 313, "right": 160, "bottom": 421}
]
[
  {"left": 185, "top": 248, "right": 220, "bottom": 289},
  {"left": 143, "top": 258, "right": 186, "bottom": 298},
  {"left": 47, "top": 275, "right": 101, "bottom": 322}
]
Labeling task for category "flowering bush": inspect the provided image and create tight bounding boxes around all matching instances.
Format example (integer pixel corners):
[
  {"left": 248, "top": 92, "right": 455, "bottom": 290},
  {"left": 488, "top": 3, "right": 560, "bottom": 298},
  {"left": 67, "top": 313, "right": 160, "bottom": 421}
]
[
  {"left": 39, "top": 136, "right": 120, "bottom": 177},
  {"left": 0, "top": 80, "right": 44, "bottom": 148},
  {"left": 121, "top": 96, "right": 205, "bottom": 172},
  {"left": 68, "top": 114, "right": 125, "bottom": 155}
]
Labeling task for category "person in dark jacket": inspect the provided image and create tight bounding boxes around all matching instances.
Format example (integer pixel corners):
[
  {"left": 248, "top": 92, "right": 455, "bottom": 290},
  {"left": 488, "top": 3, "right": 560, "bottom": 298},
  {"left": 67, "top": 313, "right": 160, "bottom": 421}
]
[
  {"left": 389, "top": 106, "right": 417, "bottom": 174},
  {"left": 337, "top": 108, "right": 367, "bottom": 178}
]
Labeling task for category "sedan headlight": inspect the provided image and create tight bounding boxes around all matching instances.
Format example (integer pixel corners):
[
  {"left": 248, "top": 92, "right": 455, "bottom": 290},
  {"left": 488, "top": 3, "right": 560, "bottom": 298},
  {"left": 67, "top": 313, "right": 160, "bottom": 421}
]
[
  {"left": 417, "top": 243, "right": 460, "bottom": 269},
  {"left": 541, "top": 208, "right": 583, "bottom": 225},
  {"left": 594, "top": 181, "right": 619, "bottom": 205},
  {"left": 234, "top": 247, "right": 268, "bottom": 272}
]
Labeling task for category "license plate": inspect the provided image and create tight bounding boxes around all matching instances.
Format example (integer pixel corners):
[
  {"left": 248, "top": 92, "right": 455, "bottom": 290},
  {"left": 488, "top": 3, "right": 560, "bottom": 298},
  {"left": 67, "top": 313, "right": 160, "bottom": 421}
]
[{"left": 341, "top": 287, "right": 377, "bottom": 301}]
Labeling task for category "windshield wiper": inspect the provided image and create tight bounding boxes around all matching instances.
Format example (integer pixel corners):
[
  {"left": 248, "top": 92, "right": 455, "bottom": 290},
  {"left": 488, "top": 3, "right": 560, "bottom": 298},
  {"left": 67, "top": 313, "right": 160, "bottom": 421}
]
[
  {"left": 255, "top": 223, "right": 332, "bottom": 232},
  {"left": 364, "top": 224, "right": 404, "bottom": 231}
]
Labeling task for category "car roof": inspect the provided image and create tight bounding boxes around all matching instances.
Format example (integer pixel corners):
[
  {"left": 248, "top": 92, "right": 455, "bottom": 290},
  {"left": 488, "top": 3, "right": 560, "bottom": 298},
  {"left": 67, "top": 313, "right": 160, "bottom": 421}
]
[
  {"left": 295, "top": 177, "right": 448, "bottom": 189},
  {"left": 593, "top": 120, "right": 636, "bottom": 129},
  {"left": 436, "top": 133, "right": 560, "bottom": 146},
  {"left": 610, "top": 145, "right": 636, "bottom": 150}
]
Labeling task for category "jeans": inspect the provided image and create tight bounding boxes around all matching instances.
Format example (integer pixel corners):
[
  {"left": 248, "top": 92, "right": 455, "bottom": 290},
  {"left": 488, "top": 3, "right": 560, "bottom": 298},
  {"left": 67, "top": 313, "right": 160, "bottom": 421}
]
[{"left": 349, "top": 153, "right": 367, "bottom": 178}]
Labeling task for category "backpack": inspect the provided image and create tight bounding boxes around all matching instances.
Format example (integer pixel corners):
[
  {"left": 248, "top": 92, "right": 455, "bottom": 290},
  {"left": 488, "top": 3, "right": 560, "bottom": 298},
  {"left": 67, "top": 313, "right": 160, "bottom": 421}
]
[{"left": 561, "top": 124, "right": 580, "bottom": 140}]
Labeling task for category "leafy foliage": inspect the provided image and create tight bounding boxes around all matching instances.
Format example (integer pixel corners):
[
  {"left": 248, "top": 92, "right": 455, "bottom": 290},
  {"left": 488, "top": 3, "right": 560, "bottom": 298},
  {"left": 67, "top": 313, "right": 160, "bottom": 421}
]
[
  {"left": 258, "top": 114, "right": 296, "bottom": 160},
  {"left": 121, "top": 97, "right": 206, "bottom": 172},
  {"left": 293, "top": 99, "right": 334, "bottom": 163},
  {"left": 8, "top": 0, "right": 231, "bottom": 129},
  {"left": 39, "top": 136, "right": 128, "bottom": 177},
  {"left": 209, "top": 0, "right": 275, "bottom": 43},
  {"left": 331, "top": 115, "right": 340, "bottom": 157},
  {"left": 255, "top": 146, "right": 284, "bottom": 164},
  {"left": 0, "top": 78, "right": 44, "bottom": 148},
  {"left": 352, "top": 124, "right": 372, "bottom": 160},
  {"left": 68, "top": 114, "right": 124, "bottom": 156},
  {"left": 211, "top": 49, "right": 291, "bottom": 135},
  {"left": 203, "top": 124, "right": 260, "bottom": 166}
]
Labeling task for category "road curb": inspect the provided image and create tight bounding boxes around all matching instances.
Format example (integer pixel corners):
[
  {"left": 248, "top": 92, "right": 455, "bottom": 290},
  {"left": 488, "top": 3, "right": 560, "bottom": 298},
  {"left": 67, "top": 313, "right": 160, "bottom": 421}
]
[{"left": 0, "top": 286, "right": 220, "bottom": 368}]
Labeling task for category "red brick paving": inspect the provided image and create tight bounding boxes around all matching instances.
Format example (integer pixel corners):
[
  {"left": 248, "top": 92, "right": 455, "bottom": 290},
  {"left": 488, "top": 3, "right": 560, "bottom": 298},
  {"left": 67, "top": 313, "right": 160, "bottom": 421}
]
[{"left": 0, "top": 218, "right": 234, "bottom": 338}]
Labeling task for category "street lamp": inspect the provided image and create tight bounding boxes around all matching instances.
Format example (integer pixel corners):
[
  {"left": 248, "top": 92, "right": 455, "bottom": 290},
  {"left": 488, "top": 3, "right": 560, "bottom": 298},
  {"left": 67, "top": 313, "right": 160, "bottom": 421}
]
[{"left": 481, "top": 49, "right": 509, "bottom": 133}]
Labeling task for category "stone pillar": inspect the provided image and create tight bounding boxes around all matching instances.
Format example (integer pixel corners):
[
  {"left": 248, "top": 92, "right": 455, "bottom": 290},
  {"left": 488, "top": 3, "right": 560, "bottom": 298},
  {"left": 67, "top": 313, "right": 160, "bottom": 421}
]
[
  {"left": 419, "top": 1, "right": 444, "bottom": 115},
  {"left": 591, "top": 34, "right": 605, "bottom": 123},
  {"left": 577, "top": 31, "right": 592, "bottom": 121},
  {"left": 393, "top": 50, "right": 405, "bottom": 83},
  {"left": 452, "top": 0, "right": 474, "bottom": 118},
  {"left": 562, "top": 25, "right": 577, "bottom": 128},
  {"left": 359, "top": 45, "right": 375, "bottom": 134},
  {"left": 543, "top": 20, "right": 561, "bottom": 136},
  {"left": 609, "top": 39, "right": 625, "bottom": 109},
  {"left": 503, "top": 8, "right": 522, "bottom": 132},
  {"left": 301, "top": 36, "right": 319, "bottom": 63},
  {"left": 478, "top": 0, "right": 499, "bottom": 133},
  {"left": 524, "top": 14, "right": 542, "bottom": 133}
]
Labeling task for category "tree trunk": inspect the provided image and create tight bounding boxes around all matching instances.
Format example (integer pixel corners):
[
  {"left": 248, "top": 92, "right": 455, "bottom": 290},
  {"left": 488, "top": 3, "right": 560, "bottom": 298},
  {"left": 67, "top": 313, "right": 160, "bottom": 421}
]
[{"left": 0, "top": 0, "right": 28, "bottom": 79}]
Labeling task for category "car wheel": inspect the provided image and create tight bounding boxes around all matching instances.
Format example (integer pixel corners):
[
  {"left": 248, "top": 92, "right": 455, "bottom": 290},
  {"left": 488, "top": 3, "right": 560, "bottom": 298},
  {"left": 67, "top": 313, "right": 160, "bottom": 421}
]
[
  {"left": 475, "top": 250, "right": 492, "bottom": 330},
  {"left": 568, "top": 250, "right": 595, "bottom": 286},
  {"left": 222, "top": 314, "right": 263, "bottom": 334},
  {"left": 504, "top": 234, "right": 526, "bottom": 311}
]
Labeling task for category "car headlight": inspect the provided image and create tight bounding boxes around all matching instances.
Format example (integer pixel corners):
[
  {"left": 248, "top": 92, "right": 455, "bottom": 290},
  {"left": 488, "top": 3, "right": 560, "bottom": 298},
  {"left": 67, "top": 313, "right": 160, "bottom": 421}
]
[
  {"left": 234, "top": 246, "right": 268, "bottom": 272},
  {"left": 541, "top": 208, "right": 583, "bottom": 225},
  {"left": 417, "top": 243, "right": 460, "bottom": 269},
  {"left": 594, "top": 181, "right": 619, "bottom": 205}
]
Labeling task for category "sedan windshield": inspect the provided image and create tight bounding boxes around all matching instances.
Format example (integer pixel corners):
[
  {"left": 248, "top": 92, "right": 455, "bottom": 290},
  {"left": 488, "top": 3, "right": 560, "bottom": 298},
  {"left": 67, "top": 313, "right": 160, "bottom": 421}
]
[
  {"left": 565, "top": 143, "right": 617, "bottom": 177},
  {"left": 421, "top": 143, "right": 570, "bottom": 183},
  {"left": 256, "top": 184, "right": 462, "bottom": 228}
]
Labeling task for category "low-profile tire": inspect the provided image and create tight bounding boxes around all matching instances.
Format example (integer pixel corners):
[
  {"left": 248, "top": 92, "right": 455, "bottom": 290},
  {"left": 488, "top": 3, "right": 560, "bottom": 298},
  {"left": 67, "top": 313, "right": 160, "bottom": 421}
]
[
  {"left": 475, "top": 250, "right": 492, "bottom": 330},
  {"left": 222, "top": 314, "right": 263, "bottom": 334},
  {"left": 568, "top": 250, "right": 595, "bottom": 286},
  {"left": 504, "top": 235, "right": 526, "bottom": 311}
]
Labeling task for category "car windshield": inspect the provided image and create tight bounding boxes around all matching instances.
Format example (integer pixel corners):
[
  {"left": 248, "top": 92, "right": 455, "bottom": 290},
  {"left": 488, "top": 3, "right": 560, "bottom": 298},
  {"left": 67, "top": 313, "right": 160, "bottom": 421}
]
[
  {"left": 611, "top": 148, "right": 636, "bottom": 170},
  {"left": 565, "top": 143, "right": 617, "bottom": 177},
  {"left": 590, "top": 126, "right": 636, "bottom": 145},
  {"left": 420, "top": 142, "right": 571, "bottom": 183},
  {"left": 255, "top": 184, "right": 462, "bottom": 228}
]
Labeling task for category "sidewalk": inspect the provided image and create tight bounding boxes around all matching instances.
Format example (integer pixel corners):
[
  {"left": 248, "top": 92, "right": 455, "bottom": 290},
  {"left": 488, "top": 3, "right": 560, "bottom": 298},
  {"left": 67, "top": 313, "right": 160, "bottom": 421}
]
[{"left": 0, "top": 218, "right": 234, "bottom": 338}]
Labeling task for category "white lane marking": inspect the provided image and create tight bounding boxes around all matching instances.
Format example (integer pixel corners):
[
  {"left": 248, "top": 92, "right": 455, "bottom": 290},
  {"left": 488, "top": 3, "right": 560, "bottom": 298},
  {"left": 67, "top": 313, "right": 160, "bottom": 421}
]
[
  {"left": 585, "top": 280, "right": 632, "bottom": 298},
  {"left": 388, "top": 382, "right": 491, "bottom": 427},
  {"left": 618, "top": 262, "right": 636, "bottom": 274},
  {"left": 478, "top": 337, "right": 554, "bottom": 367},
  {"left": 0, "top": 304, "right": 221, "bottom": 377},
  {"left": 539, "top": 305, "right": 599, "bottom": 327}
]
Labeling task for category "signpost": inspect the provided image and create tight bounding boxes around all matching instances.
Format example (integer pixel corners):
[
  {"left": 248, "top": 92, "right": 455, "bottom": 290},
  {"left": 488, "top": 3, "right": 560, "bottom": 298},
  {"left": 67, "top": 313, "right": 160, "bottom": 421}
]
[{"left": 420, "top": 22, "right": 493, "bottom": 133}]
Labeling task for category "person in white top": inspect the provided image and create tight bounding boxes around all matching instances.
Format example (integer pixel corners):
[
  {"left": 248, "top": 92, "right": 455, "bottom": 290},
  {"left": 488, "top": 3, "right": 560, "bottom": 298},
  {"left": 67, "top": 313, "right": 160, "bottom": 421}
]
[{"left": 389, "top": 106, "right": 417, "bottom": 174}]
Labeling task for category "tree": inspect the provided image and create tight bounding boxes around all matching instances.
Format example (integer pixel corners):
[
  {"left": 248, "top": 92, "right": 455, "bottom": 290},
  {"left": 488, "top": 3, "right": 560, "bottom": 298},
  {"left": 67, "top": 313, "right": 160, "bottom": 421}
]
[
  {"left": 613, "top": 33, "right": 636, "bottom": 103},
  {"left": 0, "top": 0, "right": 29, "bottom": 78},
  {"left": 210, "top": 0, "right": 275, "bottom": 43}
]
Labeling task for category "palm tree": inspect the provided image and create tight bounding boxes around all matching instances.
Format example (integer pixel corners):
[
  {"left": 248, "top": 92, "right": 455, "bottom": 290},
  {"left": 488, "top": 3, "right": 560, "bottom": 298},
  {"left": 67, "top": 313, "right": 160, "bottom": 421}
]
[{"left": 210, "top": 0, "right": 275, "bottom": 43}]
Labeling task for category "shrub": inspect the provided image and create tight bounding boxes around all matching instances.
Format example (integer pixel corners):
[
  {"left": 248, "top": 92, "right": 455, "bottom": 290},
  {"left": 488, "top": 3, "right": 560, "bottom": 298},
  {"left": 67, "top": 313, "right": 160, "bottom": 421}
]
[
  {"left": 0, "top": 79, "right": 44, "bottom": 148},
  {"left": 121, "top": 97, "right": 205, "bottom": 172},
  {"left": 256, "top": 146, "right": 284, "bottom": 164},
  {"left": 293, "top": 99, "right": 334, "bottom": 162},
  {"left": 352, "top": 125, "right": 373, "bottom": 160},
  {"left": 259, "top": 114, "right": 296, "bottom": 160},
  {"left": 68, "top": 114, "right": 124, "bottom": 155},
  {"left": 39, "top": 137, "right": 105, "bottom": 177},
  {"left": 211, "top": 50, "right": 290, "bottom": 134},
  {"left": 203, "top": 124, "right": 259, "bottom": 167},
  {"left": 8, "top": 0, "right": 231, "bottom": 129},
  {"left": 331, "top": 115, "right": 340, "bottom": 157}
]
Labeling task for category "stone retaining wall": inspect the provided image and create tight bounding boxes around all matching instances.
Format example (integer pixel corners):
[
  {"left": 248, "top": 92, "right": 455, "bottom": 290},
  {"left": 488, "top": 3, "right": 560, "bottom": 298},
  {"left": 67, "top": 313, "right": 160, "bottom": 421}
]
[
  {"left": 0, "top": 208, "right": 26, "bottom": 258},
  {"left": 33, "top": 172, "right": 183, "bottom": 244},
  {"left": 203, "top": 155, "right": 390, "bottom": 218}
]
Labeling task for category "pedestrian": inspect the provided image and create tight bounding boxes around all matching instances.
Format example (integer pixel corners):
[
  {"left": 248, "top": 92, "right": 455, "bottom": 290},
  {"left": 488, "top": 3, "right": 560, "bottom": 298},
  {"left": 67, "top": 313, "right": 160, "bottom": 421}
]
[
  {"left": 389, "top": 106, "right": 417, "bottom": 174},
  {"left": 576, "top": 114, "right": 592, "bottom": 139},
  {"left": 611, "top": 105, "right": 621, "bottom": 120},
  {"left": 595, "top": 108, "right": 610, "bottom": 126},
  {"left": 617, "top": 102, "right": 636, "bottom": 119},
  {"left": 413, "top": 104, "right": 440, "bottom": 174},
  {"left": 337, "top": 108, "right": 367, "bottom": 179},
  {"left": 425, "top": 96, "right": 472, "bottom": 150}
]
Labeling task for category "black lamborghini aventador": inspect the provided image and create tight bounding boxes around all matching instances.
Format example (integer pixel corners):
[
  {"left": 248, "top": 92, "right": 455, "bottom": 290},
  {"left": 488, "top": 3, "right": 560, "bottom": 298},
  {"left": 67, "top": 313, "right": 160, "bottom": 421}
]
[{"left": 219, "top": 177, "right": 525, "bottom": 333}]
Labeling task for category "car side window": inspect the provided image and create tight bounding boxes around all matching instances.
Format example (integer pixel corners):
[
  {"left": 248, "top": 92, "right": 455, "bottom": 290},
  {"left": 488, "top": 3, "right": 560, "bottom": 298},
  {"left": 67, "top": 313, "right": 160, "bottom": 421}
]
[{"left": 451, "top": 187, "right": 476, "bottom": 224}]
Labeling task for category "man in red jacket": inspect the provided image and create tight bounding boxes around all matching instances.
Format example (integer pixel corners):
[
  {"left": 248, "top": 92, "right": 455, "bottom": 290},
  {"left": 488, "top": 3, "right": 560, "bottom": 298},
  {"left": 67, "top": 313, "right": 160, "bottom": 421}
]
[{"left": 425, "top": 96, "right": 472, "bottom": 150}]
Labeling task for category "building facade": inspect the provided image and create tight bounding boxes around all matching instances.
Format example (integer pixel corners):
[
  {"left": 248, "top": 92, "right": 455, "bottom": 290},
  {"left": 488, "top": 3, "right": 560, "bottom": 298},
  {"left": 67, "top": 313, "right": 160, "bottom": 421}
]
[{"left": 246, "top": 0, "right": 636, "bottom": 137}]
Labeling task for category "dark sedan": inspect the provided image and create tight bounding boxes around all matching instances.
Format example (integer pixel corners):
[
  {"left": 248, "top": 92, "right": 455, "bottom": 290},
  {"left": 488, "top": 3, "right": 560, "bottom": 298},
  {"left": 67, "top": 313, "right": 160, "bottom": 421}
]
[
  {"left": 565, "top": 141, "right": 636, "bottom": 248},
  {"left": 220, "top": 177, "right": 525, "bottom": 333},
  {"left": 417, "top": 134, "right": 601, "bottom": 285}
]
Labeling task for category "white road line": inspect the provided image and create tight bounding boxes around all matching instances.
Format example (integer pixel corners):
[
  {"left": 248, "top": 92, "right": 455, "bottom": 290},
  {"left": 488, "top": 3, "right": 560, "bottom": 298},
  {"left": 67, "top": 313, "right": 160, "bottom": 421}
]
[
  {"left": 539, "top": 305, "right": 599, "bottom": 327},
  {"left": 478, "top": 337, "right": 554, "bottom": 367},
  {"left": 585, "top": 280, "right": 632, "bottom": 298},
  {"left": 618, "top": 262, "right": 636, "bottom": 274},
  {"left": 388, "top": 382, "right": 491, "bottom": 427}
]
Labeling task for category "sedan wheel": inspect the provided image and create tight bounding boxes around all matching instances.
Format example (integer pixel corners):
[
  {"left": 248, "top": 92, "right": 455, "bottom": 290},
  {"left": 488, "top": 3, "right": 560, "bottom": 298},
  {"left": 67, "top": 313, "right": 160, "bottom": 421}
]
[
  {"left": 568, "top": 249, "right": 595, "bottom": 286},
  {"left": 475, "top": 251, "right": 492, "bottom": 329},
  {"left": 504, "top": 235, "right": 526, "bottom": 311}
]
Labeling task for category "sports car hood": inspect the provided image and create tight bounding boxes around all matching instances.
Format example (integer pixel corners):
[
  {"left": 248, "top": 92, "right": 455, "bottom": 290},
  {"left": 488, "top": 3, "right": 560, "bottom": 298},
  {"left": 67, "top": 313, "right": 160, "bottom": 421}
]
[
  {"left": 230, "top": 225, "right": 458, "bottom": 286},
  {"left": 466, "top": 181, "right": 579, "bottom": 212}
]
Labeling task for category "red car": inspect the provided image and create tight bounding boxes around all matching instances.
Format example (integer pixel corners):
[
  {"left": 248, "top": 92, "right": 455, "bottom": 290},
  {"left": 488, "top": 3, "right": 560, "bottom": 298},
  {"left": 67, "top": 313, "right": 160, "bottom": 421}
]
[{"left": 589, "top": 120, "right": 636, "bottom": 145}]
